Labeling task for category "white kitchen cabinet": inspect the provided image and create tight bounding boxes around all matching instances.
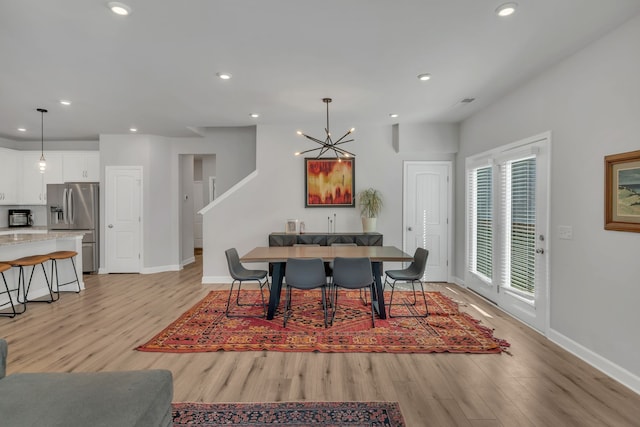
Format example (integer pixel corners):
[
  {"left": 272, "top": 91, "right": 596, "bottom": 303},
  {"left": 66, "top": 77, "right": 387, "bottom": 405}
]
[
  {"left": 63, "top": 152, "right": 100, "bottom": 182},
  {"left": 0, "top": 148, "right": 19, "bottom": 204},
  {"left": 21, "top": 152, "right": 63, "bottom": 204}
]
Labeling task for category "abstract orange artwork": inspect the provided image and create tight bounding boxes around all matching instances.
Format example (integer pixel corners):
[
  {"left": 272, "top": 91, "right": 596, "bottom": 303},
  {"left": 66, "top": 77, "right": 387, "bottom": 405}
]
[{"left": 305, "top": 158, "right": 355, "bottom": 207}]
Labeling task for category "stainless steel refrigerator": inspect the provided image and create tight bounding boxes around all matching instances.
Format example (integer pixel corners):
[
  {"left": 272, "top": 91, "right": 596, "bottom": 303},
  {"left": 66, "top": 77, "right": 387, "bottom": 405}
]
[{"left": 47, "top": 182, "right": 99, "bottom": 273}]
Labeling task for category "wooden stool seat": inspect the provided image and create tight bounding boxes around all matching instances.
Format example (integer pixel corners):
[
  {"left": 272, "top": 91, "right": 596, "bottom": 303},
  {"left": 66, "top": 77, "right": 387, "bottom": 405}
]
[
  {"left": 47, "top": 251, "right": 78, "bottom": 260},
  {"left": 0, "top": 262, "right": 18, "bottom": 318},
  {"left": 45, "top": 251, "right": 81, "bottom": 298},
  {"left": 4, "top": 254, "right": 53, "bottom": 310},
  {"left": 8, "top": 255, "right": 51, "bottom": 267}
]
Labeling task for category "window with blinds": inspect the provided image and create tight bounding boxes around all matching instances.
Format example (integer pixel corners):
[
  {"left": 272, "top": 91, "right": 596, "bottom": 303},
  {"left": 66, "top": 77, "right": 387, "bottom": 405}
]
[
  {"left": 469, "top": 165, "right": 493, "bottom": 282},
  {"left": 506, "top": 157, "right": 536, "bottom": 293}
]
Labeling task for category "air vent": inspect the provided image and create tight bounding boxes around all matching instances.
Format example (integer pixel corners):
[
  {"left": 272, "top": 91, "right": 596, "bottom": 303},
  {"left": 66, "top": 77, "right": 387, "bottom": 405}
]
[{"left": 461, "top": 98, "right": 476, "bottom": 104}]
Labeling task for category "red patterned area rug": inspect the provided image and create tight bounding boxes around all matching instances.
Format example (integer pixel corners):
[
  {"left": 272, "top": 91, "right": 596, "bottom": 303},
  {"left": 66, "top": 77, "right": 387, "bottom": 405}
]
[
  {"left": 172, "top": 401, "right": 406, "bottom": 426},
  {"left": 136, "top": 290, "right": 509, "bottom": 353}
]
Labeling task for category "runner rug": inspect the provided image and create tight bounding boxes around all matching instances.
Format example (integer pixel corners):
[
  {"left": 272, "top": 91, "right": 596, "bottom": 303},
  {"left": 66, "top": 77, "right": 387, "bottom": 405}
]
[
  {"left": 137, "top": 290, "right": 509, "bottom": 353},
  {"left": 172, "top": 401, "right": 405, "bottom": 426}
]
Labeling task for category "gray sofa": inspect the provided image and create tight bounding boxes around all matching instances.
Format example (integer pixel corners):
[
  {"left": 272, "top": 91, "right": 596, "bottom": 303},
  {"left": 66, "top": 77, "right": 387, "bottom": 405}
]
[{"left": 0, "top": 339, "right": 173, "bottom": 427}]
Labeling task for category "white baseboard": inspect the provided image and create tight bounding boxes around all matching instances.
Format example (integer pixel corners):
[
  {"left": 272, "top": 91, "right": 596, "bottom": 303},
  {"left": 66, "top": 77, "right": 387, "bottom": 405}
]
[
  {"left": 547, "top": 328, "right": 640, "bottom": 395},
  {"left": 182, "top": 256, "right": 195, "bottom": 266},
  {"left": 141, "top": 264, "right": 181, "bottom": 274},
  {"left": 450, "top": 275, "right": 465, "bottom": 287},
  {"left": 202, "top": 275, "right": 232, "bottom": 284}
]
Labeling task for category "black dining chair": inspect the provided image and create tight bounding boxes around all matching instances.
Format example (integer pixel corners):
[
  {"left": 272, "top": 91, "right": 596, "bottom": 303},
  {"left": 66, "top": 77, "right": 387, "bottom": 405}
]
[
  {"left": 283, "top": 257, "right": 329, "bottom": 328},
  {"left": 331, "top": 257, "right": 376, "bottom": 327},
  {"left": 384, "top": 247, "right": 429, "bottom": 318},
  {"left": 224, "top": 248, "right": 270, "bottom": 318}
]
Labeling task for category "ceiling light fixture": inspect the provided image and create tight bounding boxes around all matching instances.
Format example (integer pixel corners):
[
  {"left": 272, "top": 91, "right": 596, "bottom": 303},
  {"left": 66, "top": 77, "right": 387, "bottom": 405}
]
[
  {"left": 59, "top": 100, "right": 71, "bottom": 106},
  {"left": 17, "top": 128, "right": 26, "bottom": 132},
  {"left": 294, "top": 98, "right": 355, "bottom": 160},
  {"left": 417, "top": 73, "right": 432, "bottom": 81},
  {"left": 108, "top": 2, "right": 131, "bottom": 16},
  {"left": 216, "top": 72, "right": 232, "bottom": 80},
  {"left": 37, "top": 108, "right": 47, "bottom": 173},
  {"left": 249, "top": 113, "right": 260, "bottom": 118},
  {"left": 495, "top": 2, "right": 517, "bottom": 17},
  {"left": 129, "top": 127, "right": 138, "bottom": 132},
  {"left": 389, "top": 113, "right": 399, "bottom": 118}
]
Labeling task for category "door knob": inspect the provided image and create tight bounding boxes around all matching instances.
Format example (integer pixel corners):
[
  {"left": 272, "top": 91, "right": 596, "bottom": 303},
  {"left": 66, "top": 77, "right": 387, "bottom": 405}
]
[
  {"left": 535, "top": 248, "right": 544, "bottom": 254},
  {"left": 108, "top": 224, "right": 114, "bottom": 228}
]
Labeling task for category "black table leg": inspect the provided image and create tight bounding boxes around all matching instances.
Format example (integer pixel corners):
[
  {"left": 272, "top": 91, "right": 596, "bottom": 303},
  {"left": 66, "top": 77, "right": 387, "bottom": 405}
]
[
  {"left": 267, "top": 262, "right": 284, "bottom": 320},
  {"left": 371, "top": 262, "right": 387, "bottom": 319}
]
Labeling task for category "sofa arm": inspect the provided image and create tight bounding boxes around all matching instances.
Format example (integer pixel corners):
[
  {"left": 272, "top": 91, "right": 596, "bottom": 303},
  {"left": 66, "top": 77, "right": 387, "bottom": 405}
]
[{"left": 0, "top": 338, "right": 7, "bottom": 379}]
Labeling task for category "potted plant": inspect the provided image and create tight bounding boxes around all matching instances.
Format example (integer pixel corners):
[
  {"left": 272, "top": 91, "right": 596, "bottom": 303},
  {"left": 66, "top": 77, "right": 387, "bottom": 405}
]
[{"left": 358, "top": 188, "right": 383, "bottom": 232}]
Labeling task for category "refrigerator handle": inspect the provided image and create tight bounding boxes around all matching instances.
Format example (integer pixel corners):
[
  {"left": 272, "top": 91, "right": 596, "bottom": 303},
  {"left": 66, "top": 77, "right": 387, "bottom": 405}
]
[
  {"left": 63, "top": 188, "right": 68, "bottom": 224},
  {"left": 69, "top": 188, "right": 75, "bottom": 224}
]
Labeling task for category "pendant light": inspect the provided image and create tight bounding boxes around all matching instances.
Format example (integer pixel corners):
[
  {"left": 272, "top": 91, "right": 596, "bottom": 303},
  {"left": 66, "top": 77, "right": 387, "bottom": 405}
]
[
  {"left": 37, "top": 108, "right": 47, "bottom": 173},
  {"left": 295, "top": 98, "right": 355, "bottom": 160}
]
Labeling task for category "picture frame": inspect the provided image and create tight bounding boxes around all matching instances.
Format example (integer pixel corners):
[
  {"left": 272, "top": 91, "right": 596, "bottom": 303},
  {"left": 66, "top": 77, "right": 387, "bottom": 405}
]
[
  {"left": 305, "top": 158, "right": 355, "bottom": 208},
  {"left": 604, "top": 149, "right": 640, "bottom": 233},
  {"left": 285, "top": 219, "right": 299, "bottom": 234}
]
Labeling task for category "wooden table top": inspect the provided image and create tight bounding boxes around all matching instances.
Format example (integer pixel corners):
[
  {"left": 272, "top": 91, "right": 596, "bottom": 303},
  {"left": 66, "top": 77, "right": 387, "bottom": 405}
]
[{"left": 240, "top": 246, "right": 413, "bottom": 263}]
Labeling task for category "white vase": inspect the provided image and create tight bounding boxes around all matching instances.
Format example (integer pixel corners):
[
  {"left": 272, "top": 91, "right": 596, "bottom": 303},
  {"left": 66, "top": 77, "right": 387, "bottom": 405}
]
[{"left": 362, "top": 217, "right": 377, "bottom": 233}]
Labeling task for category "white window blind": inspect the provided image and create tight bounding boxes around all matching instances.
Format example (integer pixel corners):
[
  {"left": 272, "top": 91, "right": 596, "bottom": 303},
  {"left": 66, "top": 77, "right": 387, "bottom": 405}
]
[
  {"left": 504, "top": 157, "right": 536, "bottom": 294},
  {"left": 467, "top": 165, "right": 493, "bottom": 283}
]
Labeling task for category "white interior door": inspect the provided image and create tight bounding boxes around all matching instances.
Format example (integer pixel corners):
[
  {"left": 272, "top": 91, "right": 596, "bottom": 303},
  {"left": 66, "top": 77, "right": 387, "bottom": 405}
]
[
  {"left": 403, "top": 161, "right": 451, "bottom": 282},
  {"left": 105, "top": 166, "right": 142, "bottom": 273}
]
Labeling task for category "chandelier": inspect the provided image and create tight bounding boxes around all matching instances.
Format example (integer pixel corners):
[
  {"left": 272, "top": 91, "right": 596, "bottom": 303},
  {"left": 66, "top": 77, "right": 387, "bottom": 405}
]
[{"left": 294, "top": 98, "right": 355, "bottom": 159}]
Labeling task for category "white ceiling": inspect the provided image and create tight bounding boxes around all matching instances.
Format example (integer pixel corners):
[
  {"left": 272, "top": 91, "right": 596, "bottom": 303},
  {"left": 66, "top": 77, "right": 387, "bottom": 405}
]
[{"left": 2, "top": 0, "right": 640, "bottom": 142}]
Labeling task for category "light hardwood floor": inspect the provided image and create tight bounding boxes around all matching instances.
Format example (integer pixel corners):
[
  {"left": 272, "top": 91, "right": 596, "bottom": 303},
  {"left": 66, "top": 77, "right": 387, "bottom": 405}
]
[{"left": 2, "top": 254, "right": 639, "bottom": 426}]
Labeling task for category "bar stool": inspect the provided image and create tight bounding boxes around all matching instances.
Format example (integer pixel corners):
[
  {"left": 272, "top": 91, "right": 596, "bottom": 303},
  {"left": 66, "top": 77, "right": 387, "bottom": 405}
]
[
  {"left": 0, "top": 262, "right": 19, "bottom": 318},
  {"left": 7, "top": 255, "right": 54, "bottom": 309},
  {"left": 46, "top": 251, "right": 81, "bottom": 300}
]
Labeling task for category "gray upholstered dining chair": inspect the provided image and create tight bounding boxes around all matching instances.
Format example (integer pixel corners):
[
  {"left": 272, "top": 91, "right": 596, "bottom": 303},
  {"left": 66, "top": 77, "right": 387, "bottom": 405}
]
[
  {"left": 283, "top": 257, "right": 329, "bottom": 328},
  {"left": 331, "top": 257, "right": 376, "bottom": 327},
  {"left": 224, "top": 248, "right": 270, "bottom": 318},
  {"left": 384, "top": 247, "right": 429, "bottom": 318}
]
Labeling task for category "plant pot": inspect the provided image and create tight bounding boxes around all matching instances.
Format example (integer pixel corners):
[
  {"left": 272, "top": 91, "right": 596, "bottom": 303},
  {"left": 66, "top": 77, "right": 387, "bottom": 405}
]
[{"left": 362, "top": 217, "right": 377, "bottom": 233}]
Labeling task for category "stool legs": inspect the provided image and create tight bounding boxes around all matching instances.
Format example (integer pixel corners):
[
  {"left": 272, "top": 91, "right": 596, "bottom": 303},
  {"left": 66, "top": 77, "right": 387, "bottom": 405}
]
[
  {"left": 50, "top": 256, "right": 81, "bottom": 299},
  {"left": 0, "top": 266, "right": 19, "bottom": 318},
  {"left": 19, "top": 262, "right": 55, "bottom": 305}
]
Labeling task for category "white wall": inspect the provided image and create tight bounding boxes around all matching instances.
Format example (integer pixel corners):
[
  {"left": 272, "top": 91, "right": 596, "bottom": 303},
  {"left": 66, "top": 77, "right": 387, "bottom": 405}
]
[
  {"left": 455, "top": 14, "right": 640, "bottom": 389},
  {"left": 201, "top": 123, "right": 456, "bottom": 281},
  {"left": 99, "top": 127, "right": 256, "bottom": 272}
]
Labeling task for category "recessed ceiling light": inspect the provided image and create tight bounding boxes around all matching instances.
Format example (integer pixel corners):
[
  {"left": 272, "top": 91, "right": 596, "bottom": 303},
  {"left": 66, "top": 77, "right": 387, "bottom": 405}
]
[
  {"left": 495, "top": 2, "right": 517, "bottom": 17},
  {"left": 417, "top": 73, "right": 431, "bottom": 81},
  {"left": 129, "top": 127, "right": 138, "bottom": 132},
  {"left": 216, "top": 72, "right": 232, "bottom": 80},
  {"left": 108, "top": 2, "right": 131, "bottom": 16},
  {"left": 59, "top": 100, "right": 71, "bottom": 106},
  {"left": 249, "top": 113, "right": 260, "bottom": 118},
  {"left": 17, "top": 128, "right": 26, "bottom": 132},
  {"left": 389, "top": 114, "right": 399, "bottom": 118}
]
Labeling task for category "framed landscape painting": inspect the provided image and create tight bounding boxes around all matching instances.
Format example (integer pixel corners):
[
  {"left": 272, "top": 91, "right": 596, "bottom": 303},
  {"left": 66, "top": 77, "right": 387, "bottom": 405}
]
[
  {"left": 605, "top": 149, "right": 640, "bottom": 232},
  {"left": 305, "top": 158, "right": 355, "bottom": 207}
]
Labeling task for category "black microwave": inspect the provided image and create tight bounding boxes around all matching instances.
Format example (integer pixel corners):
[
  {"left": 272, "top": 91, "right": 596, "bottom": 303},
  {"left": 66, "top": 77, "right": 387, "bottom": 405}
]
[{"left": 8, "top": 209, "right": 32, "bottom": 228}]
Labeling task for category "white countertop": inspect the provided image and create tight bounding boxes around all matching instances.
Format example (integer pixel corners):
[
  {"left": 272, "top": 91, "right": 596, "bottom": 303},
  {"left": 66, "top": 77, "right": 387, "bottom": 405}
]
[{"left": 0, "top": 228, "right": 85, "bottom": 247}]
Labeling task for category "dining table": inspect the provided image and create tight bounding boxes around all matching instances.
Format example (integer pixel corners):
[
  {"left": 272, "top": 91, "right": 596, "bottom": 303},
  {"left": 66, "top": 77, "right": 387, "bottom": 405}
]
[{"left": 240, "top": 245, "right": 413, "bottom": 320}]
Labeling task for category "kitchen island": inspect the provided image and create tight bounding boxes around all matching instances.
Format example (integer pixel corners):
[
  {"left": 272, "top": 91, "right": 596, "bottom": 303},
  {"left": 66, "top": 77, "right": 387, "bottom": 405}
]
[{"left": 0, "top": 228, "right": 85, "bottom": 309}]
